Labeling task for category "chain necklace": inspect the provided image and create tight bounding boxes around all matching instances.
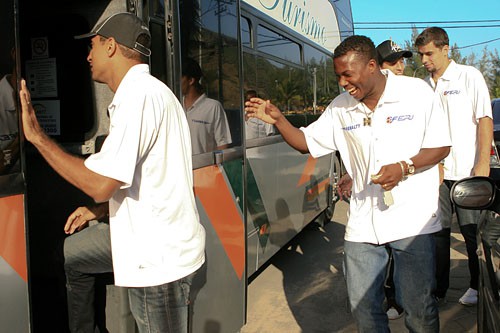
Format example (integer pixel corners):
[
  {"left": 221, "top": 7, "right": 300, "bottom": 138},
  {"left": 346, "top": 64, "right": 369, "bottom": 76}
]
[{"left": 360, "top": 103, "right": 373, "bottom": 127}]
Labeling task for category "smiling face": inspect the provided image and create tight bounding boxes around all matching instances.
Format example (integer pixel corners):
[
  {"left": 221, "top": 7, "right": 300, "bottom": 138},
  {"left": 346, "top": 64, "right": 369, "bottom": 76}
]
[{"left": 334, "top": 51, "right": 378, "bottom": 102}]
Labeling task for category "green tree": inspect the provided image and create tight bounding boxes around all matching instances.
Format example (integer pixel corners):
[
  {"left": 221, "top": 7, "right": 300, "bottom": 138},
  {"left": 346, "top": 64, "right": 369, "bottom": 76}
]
[{"left": 488, "top": 49, "right": 500, "bottom": 98}]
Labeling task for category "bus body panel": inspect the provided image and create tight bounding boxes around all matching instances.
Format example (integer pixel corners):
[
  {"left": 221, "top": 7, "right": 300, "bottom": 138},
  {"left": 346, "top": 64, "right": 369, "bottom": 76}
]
[
  {"left": 246, "top": 143, "right": 331, "bottom": 275},
  {"left": 191, "top": 164, "right": 246, "bottom": 333},
  {"left": 0, "top": 195, "right": 30, "bottom": 332}
]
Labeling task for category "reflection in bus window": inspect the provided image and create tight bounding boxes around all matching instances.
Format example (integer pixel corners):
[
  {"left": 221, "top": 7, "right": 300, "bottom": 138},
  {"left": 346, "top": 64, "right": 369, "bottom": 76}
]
[
  {"left": 181, "top": 58, "right": 232, "bottom": 155},
  {"left": 178, "top": 0, "right": 241, "bottom": 151},
  {"left": 304, "top": 45, "right": 340, "bottom": 112},
  {"left": 0, "top": 47, "right": 20, "bottom": 176},
  {"left": 241, "top": 17, "right": 251, "bottom": 48},
  {"left": 257, "top": 25, "right": 301, "bottom": 65},
  {"left": 244, "top": 89, "right": 275, "bottom": 140}
]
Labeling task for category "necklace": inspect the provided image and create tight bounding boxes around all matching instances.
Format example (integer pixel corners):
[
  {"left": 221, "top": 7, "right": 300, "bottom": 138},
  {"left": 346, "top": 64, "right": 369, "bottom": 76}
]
[{"left": 360, "top": 103, "right": 373, "bottom": 126}]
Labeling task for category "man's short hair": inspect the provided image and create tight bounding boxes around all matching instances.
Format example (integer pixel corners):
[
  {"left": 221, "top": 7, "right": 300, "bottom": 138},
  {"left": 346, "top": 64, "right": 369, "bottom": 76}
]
[
  {"left": 182, "top": 57, "right": 203, "bottom": 80},
  {"left": 415, "top": 27, "right": 449, "bottom": 49},
  {"left": 333, "top": 35, "right": 377, "bottom": 64}
]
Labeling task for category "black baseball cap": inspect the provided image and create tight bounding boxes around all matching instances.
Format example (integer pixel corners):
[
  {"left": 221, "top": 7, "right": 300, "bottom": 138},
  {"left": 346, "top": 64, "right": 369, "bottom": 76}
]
[
  {"left": 75, "top": 12, "right": 151, "bottom": 56},
  {"left": 376, "top": 40, "right": 412, "bottom": 64}
]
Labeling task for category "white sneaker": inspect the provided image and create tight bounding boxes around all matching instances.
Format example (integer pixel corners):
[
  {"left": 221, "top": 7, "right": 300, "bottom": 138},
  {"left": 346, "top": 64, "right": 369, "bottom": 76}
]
[
  {"left": 459, "top": 288, "right": 478, "bottom": 306},
  {"left": 386, "top": 307, "right": 404, "bottom": 320}
]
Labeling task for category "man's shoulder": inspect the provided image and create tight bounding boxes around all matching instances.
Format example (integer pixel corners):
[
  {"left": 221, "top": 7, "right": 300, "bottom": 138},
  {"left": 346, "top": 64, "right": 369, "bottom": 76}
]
[
  {"left": 388, "top": 74, "right": 434, "bottom": 98},
  {"left": 330, "top": 92, "right": 355, "bottom": 108},
  {"left": 449, "top": 61, "right": 484, "bottom": 79},
  {"left": 199, "top": 95, "right": 224, "bottom": 110}
]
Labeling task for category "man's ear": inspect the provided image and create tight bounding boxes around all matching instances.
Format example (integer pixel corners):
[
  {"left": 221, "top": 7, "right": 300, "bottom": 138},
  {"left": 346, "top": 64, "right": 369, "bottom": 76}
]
[
  {"left": 106, "top": 37, "right": 117, "bottom": 56},
  {"left": 367, "top": 58, "right": 378, "bottom": 73}
]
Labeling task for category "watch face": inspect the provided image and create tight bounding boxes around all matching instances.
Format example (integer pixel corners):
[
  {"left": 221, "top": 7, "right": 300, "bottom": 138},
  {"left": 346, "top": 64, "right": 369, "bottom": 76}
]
[{"left": 408, "top": 165, "right": 415, "bottom": 174}]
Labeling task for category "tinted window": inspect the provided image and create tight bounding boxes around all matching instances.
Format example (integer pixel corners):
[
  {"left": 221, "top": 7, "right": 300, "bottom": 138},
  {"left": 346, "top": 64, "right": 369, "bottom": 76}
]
[
  {"left": 257, "top": 25, "right": 301, "bottom": 65},
  {"left": 241, "top": 17, "right": 251, "bottom": 48}
]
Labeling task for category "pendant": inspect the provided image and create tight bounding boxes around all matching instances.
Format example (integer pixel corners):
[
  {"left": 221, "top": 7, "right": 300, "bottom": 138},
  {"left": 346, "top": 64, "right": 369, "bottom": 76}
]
[{"left": 363, "top": 117, "right": 372, "bottom": 126}]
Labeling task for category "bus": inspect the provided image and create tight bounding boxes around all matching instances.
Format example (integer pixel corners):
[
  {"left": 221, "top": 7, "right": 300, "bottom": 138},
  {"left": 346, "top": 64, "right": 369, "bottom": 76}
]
[{"left": 0, "top": 0, "right": 353, "bottom": 332}]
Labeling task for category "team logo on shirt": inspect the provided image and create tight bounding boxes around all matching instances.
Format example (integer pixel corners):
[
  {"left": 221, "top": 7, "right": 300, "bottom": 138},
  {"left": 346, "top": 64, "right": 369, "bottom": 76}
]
[
  {"left": 342, "top": 124, "right": 361, "bottom": 131},
  {"left": 443, "top": 90, "right": 461, "bottom": 95},
  {"left": 191, "top": 119, "right": 210, "bottom": 125},
  {"left": 386, "top": 115, "right": 414, "bottom": 123}
]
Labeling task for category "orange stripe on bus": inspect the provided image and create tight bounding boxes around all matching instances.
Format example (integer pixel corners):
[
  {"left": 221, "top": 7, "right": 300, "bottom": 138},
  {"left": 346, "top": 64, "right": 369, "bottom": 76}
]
[
  {"left": 0, "top": 194, "right": 27, "bottom": 282},
  {"left": 194, "top": 166, "right": 245, "bottom": 280},
  {"left": 297, "top": 156, "right": 317, "bottom": 187}
]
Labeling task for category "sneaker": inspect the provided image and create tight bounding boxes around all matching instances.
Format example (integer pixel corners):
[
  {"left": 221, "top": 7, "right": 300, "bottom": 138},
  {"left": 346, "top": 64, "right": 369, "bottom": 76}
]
[
  {"left": 459, "top": 288, "right": 478, "bottom": 306},
  {"left": 386, "top": 306, "right": 404, "bottom": 320}
]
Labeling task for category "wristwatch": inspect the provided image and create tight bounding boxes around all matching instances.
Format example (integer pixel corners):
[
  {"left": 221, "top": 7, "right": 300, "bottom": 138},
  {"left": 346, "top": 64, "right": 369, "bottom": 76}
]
[{"left": 405, "top": 159, "right": 415, "bottom": 176}]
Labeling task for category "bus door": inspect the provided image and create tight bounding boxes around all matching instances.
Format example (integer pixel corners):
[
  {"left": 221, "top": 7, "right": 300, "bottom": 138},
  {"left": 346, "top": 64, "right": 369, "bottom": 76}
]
[
  {"left": 149, "top": 1, "right": 247, "bottom": 332},
  {"left": 0, "top": 1, "right": 29, "bottom": 331},
  {"left": 15, "top": 1, "right": 112, "bottom": 331}
]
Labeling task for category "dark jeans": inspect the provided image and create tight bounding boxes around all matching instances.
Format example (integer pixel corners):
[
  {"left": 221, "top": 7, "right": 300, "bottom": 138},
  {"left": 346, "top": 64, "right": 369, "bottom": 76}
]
[
  {"left": 64, "top": 222, "right": 196, "bottom": 333},
  {"left": 435, "top": 181, "right": 480, "bottom": 298},
  {"left": 64, "top": 222, "right": 113, "bottom": 333}
]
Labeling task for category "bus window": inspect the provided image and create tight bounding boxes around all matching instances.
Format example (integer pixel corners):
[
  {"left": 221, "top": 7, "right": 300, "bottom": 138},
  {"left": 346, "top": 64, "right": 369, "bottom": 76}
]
[
  {"left": 179, "top": 0, "right": 241, "bottom": 157},
  {"left": 257, "top": 25, "right": 301, "bottom": 65},
  {"left": 0, "top": 48, "right": 20, "bottom": 178},
  {"left": 302, "top": 44, "right": 340, "bottom": 118},
  {"left": 0, "top": 0, "right": 23, "bottom": 198},
  {"left": 241, "top": 17, "right": 252, "bottom": 48}
]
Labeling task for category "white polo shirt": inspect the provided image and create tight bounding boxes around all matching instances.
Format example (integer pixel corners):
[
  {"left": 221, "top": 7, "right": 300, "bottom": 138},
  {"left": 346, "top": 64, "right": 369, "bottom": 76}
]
[
  {"left": 425, "top": 60, "right": 492, "bottom": 180},
  {"left": 184, "top": 94, "right": 232, "bottom": 154},
  {"left": 302, "top": 70, "right": 451, "bottom": 244},
  {"left": 245, "top": 118, "right": 275, "bottom": 139},
  {"left": 85, "top": 64, "right": 205, "bottom": 287}
]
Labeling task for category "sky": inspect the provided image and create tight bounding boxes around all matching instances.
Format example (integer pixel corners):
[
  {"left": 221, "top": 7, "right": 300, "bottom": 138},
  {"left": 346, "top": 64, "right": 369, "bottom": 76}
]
[{"left": 350, "top": 0, "right": 500, "bottom": 58}]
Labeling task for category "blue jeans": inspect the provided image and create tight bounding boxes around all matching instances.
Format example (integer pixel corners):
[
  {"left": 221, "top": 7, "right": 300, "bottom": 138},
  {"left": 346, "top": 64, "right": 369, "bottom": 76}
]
[
  {"left": 128, "top": 274, "right": 193, "bottom": 333},
  {"left": 344, "top": 234, "right": 439, "bottom": 333},
  {"left": 64, "top": 222, "right": 195, "bottom": 333}
]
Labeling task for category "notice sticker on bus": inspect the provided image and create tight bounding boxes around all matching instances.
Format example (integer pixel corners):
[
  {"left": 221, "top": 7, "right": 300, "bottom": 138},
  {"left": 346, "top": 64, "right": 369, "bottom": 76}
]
[{"left": 32, "top": 100, "right": 61, "bottom": 136}]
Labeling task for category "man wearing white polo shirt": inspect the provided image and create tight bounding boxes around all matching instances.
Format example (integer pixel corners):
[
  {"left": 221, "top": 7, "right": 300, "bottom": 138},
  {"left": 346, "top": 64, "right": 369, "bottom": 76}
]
[
  {"left": 246, "top": 35, "right": 450, "bottom": 332},
  {"left": 416, "top": 27, "right": 493, "bottom": 306},
  {"left": 19, "top": 13, "right": 205, "bottom": 333},
  {"left": 181, "top": 57, "right": 232, "bottom": 154}
]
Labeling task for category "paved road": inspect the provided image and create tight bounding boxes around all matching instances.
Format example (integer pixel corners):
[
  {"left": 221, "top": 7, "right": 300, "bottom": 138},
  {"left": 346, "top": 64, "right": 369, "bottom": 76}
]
[{"left": 241, "top": 201, "right": 477, "bottom": 333}]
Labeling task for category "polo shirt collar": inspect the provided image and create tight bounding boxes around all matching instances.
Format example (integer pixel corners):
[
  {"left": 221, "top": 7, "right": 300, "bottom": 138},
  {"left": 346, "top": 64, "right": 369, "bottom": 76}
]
[
  {"left": 185, "top": 93, "right": 207, "bottom": 112},
  {"left": 439, "top": 60, "right": 459, "bottom": 81},
  {"left": 109, "top": 64, "right": 150, "bottom": 117}
]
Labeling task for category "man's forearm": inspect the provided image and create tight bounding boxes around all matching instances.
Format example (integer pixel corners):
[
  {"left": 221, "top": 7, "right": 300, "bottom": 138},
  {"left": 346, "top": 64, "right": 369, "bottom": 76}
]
[
  {"left": 410, "top": 146, "right": 450, "bottom": 172},
  {"left": 477, "top": 117, "right": 494, "bottom": 165}
]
